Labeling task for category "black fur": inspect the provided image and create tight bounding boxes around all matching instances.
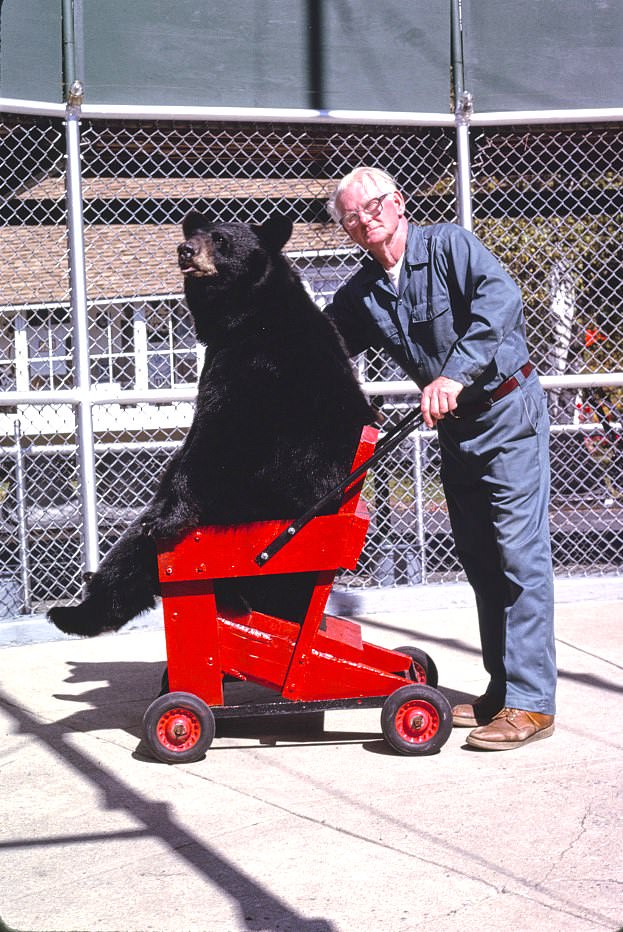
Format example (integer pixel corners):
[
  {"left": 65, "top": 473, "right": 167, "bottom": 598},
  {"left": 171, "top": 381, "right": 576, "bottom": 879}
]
[{"left": 48, "top": 213, "right": 374, "bottom": 637}]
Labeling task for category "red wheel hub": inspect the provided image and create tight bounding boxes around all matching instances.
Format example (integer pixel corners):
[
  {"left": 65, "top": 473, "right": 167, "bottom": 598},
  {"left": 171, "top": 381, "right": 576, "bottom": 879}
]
[
  {"left": 394, "top": 699, "right": 439, "bottom": 743},
  {"left": 157, "top": 707, "right": 202, "bottom": 752}
]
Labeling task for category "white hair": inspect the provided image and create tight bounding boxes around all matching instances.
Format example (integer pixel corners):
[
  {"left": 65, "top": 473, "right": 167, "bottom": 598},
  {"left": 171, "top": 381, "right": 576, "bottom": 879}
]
[{"left": 326, "top": 166, "right": 398, "bottom": 222}]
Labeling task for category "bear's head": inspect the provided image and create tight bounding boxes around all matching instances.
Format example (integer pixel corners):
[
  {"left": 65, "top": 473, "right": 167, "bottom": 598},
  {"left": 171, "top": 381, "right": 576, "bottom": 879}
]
[
  {"left": 178, "top": 212, "right": 293, "bottom": 285},
  {"left": 177, "top": 212, "right": 296, "bottom": 342}
]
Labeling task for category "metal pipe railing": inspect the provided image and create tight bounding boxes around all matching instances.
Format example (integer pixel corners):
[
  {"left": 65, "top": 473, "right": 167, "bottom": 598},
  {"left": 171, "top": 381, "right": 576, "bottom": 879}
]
[
  {"left": 2, "top": 95, "right": 623, "bottom": 127},
  {"left": 1, "top": 373, "right": 622, "bottom": 411}
]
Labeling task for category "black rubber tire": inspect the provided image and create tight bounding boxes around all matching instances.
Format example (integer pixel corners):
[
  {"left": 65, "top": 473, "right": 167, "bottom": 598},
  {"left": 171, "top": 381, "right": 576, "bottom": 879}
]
[
  {"left": 143, "top": 691, "right": 215, "bottom": 764},
  {"left": 381, "top": 683, "right": 452, "bottom": 755},
  {"left": 394, "top": 645, "right": 439, "bottom": 687}
]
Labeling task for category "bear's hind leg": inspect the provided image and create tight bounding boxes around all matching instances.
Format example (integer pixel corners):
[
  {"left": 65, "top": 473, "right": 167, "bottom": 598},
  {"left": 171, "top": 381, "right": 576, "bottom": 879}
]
[{"left": 48, "top": 527, "right": 159, "bottom": 637}]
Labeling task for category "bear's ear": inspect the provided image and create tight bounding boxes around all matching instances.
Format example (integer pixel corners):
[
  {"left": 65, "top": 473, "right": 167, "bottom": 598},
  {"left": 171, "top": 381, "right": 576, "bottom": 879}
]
[
  {"left": 182, "top": 210, "right": 207, "bottom": 239},
  {"left": 255, "top": 215, "right": 293, "bottom": 253}
]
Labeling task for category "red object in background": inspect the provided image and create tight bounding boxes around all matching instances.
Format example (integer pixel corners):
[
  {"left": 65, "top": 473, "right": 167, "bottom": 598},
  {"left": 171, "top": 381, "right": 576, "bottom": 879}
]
[
  {"left": 585, "top": 327, "right": 607, "bottom": 347},
  {"left": 143, "top": 425, "right": 453, "bottom": 762}
]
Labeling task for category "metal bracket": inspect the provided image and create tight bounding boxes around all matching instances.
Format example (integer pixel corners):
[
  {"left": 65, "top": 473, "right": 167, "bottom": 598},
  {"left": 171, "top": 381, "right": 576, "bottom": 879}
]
[{"left": 456, "top": 90, "right": 474, "bottom": 127}]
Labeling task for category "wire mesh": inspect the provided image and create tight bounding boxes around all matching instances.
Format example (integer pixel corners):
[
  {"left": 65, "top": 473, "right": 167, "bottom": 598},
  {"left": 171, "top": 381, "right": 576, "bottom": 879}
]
[{"left": 0, "top": 114, "right": 621, "bottom": 618}]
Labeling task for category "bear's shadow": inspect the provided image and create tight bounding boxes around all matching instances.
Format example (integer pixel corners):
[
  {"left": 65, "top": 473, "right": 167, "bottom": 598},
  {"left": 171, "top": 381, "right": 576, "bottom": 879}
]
[
  {"left": 52, "top": 658, "right": 388, "bottom": 754},
  {"left": 53, "top": 658, "right": 167, "bottom": 741}
]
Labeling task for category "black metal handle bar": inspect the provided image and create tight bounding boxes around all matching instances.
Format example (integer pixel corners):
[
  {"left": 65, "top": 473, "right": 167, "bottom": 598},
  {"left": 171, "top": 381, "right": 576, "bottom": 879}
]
[{"left": 255, "top": 407, "right": 424, "bottom": 566}]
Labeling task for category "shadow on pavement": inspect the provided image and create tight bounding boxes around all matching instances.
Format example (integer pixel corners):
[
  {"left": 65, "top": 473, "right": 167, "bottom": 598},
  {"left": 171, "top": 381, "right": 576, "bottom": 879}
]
[{"left": 0, "top": 685, "right": 337, "bottom": 932}]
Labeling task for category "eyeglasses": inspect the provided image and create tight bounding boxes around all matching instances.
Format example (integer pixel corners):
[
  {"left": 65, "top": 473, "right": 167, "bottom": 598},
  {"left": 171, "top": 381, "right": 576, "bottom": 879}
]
[{"left": 339, "top": 192, "right": 392, "bottom": 231}]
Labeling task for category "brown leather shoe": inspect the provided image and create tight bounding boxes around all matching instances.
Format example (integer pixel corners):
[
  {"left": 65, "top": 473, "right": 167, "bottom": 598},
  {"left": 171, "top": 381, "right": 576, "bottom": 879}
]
[
  {"left": 466, "top": 708, "right": 555, "bottom": 750},
  {"left": 452, "top": 695, "right": 503, "bottom": 728}
]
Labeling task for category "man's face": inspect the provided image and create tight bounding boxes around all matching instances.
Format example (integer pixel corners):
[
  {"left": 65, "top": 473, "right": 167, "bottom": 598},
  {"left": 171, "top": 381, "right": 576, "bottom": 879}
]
[{"left": 335, "top": 178, "right": 405, "bottom": 252}]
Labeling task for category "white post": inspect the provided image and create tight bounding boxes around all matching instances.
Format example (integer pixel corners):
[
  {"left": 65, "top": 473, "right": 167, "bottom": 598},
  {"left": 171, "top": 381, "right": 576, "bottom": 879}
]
[
  {"left": 133, "top": 304, "right": 149, "bottom": 391},
  {"left": 65, "top": 80, "right": 100, "bottom": 575}
]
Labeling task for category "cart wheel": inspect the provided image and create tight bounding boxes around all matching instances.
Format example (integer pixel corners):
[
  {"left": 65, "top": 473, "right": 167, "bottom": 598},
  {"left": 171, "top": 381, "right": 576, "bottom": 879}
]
[
  {"left": 381, "top": 684, "right": 452, "bottom": 755},
  {"left": 143, "top": 691, "right": 215, "bottom": 764},
  {"left": 394, "top": 645, "right": 439, "bottom": 687}
]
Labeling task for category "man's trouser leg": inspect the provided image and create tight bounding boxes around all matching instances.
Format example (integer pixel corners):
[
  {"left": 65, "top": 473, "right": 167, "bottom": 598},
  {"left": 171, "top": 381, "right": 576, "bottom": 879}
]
[{"left": 438, "top": 376, "right": 556, "bottom": 715}]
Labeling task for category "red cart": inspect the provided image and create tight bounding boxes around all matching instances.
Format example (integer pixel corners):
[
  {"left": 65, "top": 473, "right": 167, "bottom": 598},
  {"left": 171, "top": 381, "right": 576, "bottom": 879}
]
[{"left": 143, "top": 423, "right": 452, "bottom": 763}]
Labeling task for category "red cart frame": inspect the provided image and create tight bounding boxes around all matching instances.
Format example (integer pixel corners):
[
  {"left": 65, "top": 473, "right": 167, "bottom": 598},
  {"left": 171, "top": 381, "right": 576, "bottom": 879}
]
[{"left": 143, "top": 425, "right": 452, "bottom": 762}]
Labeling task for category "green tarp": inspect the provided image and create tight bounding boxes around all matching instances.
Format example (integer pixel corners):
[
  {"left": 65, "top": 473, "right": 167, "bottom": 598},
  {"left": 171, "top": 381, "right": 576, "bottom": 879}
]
[{"left": 1, "top": 1, "right": 621, "bottom": 113}]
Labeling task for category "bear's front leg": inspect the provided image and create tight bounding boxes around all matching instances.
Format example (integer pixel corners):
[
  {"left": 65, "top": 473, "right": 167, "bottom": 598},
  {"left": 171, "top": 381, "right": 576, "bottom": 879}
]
[
  {"left": 48, "top": 525, "right": 159, "bottom": 637},
  {"left": 139, "top": 502, "right": 202, "bottom": 541},
  {"left": 138, "top": 472, "right": 202, "bottom": 541}
]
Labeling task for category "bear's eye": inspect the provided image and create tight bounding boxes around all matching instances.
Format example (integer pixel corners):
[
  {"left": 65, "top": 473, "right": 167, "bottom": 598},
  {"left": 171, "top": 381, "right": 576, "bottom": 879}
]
[{"left": 211, "top": 231, "right": 230, "bottom": 253}]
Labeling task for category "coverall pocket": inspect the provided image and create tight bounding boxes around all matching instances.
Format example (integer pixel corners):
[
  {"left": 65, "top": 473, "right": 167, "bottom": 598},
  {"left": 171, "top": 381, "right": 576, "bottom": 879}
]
[
  {"left": 517, "top": 382, "right": 544, "bottom": 437},
  {"left": 408, "top": 301, "right": 453, "bottom": 355}
]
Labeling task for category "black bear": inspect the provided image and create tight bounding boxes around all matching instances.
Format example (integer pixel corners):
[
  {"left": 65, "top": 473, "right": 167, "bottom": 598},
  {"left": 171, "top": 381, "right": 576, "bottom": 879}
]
[{"left": 48, "top": 212, "right": 375, "bottom": 637}]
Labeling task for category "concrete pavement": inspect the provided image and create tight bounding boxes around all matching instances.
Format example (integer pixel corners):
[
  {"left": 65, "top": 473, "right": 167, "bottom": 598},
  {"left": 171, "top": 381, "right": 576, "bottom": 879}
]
[{"left": 1, "top": 577, "right": 622, "bottom": 932}]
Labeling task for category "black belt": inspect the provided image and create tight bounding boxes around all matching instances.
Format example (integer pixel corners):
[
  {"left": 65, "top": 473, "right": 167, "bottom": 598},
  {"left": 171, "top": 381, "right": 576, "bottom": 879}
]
[{"left": 449, "top": 362, "right": 535, "bottom": 419}]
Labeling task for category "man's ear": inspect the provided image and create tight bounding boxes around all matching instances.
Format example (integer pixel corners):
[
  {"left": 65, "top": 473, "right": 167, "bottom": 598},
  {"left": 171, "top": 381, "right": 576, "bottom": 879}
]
[
  {"left": 391, "top": 190, "right": 406, "bottom": 218},
  {"left": 254, "top": 214, "right": 293, "bottom": 252}
]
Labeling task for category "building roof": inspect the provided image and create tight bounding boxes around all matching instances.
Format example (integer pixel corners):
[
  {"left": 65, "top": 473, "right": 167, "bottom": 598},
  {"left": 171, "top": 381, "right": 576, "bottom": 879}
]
[
  {"left": 0, "top": 220, "right": 350, "bottom": 309},
  {"left": 1, "top": 159, "right": 354, "bottom": 309}
]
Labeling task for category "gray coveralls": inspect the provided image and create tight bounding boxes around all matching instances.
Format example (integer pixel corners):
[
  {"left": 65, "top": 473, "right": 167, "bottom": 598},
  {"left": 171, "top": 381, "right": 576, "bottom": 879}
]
[{"left": 326, "top": 222, "right": 556, "bottom": 714}]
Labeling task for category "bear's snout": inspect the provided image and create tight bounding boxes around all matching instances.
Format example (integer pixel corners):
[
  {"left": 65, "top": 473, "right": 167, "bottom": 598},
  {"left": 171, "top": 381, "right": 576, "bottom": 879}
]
[
  {"left": 178, "top": 241, "right": 197, "bottom": 267},
  {"left": 177, "top": 239, "right": 217, "bottom": 277}
]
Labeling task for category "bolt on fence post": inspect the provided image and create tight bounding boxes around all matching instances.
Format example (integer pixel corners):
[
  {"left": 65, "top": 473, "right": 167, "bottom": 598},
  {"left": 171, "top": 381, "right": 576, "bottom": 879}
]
[
  {"left": 65, "top": 80, "right": 100, "bottom": 581},
  {"left": 13, "top": 420, "right": 32, "bottom": 614}
]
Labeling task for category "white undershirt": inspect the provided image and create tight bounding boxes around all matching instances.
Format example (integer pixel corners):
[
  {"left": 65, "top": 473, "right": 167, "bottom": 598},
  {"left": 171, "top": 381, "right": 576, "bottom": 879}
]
[{"left": 385, "top": 255, "right": 404, "bottom": 292}]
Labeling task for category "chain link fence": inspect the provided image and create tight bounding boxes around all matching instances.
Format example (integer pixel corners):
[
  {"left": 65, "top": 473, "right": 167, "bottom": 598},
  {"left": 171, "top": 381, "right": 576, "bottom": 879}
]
[
  {"left": 471, "top": 124, "right": 623, "bottom": 577},
  {"left": 0, "top": 110, "right": 621, "bottom": 618}
]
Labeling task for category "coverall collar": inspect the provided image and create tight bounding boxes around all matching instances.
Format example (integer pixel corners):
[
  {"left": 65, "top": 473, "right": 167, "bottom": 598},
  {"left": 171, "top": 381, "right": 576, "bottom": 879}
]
[{"left": 360, "top": 223, "right": 428, "bottom": 278}]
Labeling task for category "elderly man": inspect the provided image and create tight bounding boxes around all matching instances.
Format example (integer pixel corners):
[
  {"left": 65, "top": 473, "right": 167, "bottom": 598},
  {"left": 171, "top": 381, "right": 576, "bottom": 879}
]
[{"left": 325, "top": 166, "right": 556, "bottom": 750}]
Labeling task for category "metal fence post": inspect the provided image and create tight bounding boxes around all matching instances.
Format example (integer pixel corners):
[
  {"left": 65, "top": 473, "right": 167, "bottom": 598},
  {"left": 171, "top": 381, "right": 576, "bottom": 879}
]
[
  {"left": 451, "top": 0, "right": 474, "bottom": 230},
  {"left": 65, "top": 80, "right": 100, "bottom": 576},
  {"left": 412, "top": 430, "right": 427, "bottom": 585},
  {"left": 13, "top": 420, "right": 32, "bottom": 613},
  {"left": 455, "top": 91, "right": 473, "bottom": 231}
]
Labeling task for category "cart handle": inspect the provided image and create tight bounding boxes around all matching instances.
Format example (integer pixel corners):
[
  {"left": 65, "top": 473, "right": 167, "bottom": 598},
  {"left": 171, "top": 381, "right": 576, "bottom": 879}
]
[{"left": 255, "top": 408, "right": 424, "bottom": 566}]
